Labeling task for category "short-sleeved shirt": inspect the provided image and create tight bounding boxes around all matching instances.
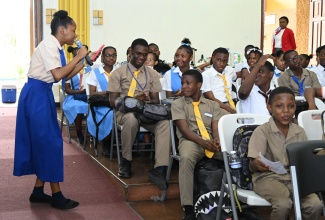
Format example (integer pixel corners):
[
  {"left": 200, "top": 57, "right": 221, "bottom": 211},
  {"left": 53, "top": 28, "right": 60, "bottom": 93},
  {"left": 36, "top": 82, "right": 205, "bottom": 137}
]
[
  {"left": 278, "top": 68, "right": 321, "bottom": 96},
  {"left": 171, "top": 96, "right": 226, "bottom": 142},
  {"left": 28, "top": 35, "right": 63, "bottom": 83},
  {"left": 248, "top": 117, "right": 307, "bottom": 182},
  {"left": 108, "top": 63, "right": 161, "bottom": 97},
  {"left": 311, "top": 64, "right": 325, "bottom": 86},
  {"left": 87, "top": 65, "right": 109, "bottom": 92},
  {"left": 239, "top": 84, "right": 271, "bottom": 115},
  {"left": 162, "top": 66, "right": 192, "bottom": 91},
  {"left": 201, "top": 66, "right": 237, "bottom": 102}
]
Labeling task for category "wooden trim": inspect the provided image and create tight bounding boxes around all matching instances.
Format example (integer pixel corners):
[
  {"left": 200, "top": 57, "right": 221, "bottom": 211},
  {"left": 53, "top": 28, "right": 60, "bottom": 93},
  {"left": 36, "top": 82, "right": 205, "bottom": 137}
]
[
  {"left": 34, "top": 0, "right": 43, "bottom": 48},
  {"left": 260, "top": 0, "right": 265, "bottom": 50}
]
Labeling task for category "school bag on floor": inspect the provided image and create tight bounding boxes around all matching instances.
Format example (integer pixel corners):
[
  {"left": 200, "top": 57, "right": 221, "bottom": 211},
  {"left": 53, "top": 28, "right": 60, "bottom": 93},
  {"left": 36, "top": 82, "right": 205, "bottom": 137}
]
[{"left": 230, "top": 125, "right": 259, "bottom": 190}]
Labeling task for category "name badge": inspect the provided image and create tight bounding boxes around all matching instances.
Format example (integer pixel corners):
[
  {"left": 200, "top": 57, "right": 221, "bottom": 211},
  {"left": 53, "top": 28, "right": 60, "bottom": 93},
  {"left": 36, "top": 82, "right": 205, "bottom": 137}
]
[{"left": 204, "top": 113, "right": 212, "bottom": 117}]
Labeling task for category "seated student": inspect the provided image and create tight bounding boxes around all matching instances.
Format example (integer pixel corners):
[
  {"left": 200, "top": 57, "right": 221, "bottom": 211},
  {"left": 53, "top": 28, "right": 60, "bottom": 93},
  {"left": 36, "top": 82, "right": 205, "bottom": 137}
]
[
  {"left": 241, "top": 46, "right": 263, "bottom": 81},
  {"left": 171, "top": 69, "right": 226, "bottom": 220},
  {"left": 238, "top": 54, "right": 274, "bottom": 115},
  {"left": 235, "top": 44, "right": 254, "bottom": 75},
  {"left": 62, "top": 46, "right": 89, "bottom": 143},
  {"left": 278, "top": 50, "right": 321, "bottom": 96},
  {"left": 148, "top": 43, "right": 171, "bottom": 75},
  {"left": 299, "top": 54, "right": 313, "bottom": 69},
  {"left": 273, "top": 50, "right": 286, "bottom": 77},
  {"left": 248, "top": 86, "right": 322, "bottom": 220},
  {"left": 202, "top": 47, "right": 238, "bottom": 114},
  {"left": 145, "top": 52, "right": 161, "bottom": 77},
  {"left": 163, "top": 38, "right": 193, "bottom": 98},
  {"left": 86, "top": 46, "right": 115, "bottom": 157},
  {"left": 108, "top": 38, "right": 171, "bottom": 190},
  {"left": 311, "top": 45, "right": 325, "bottom": 86}
]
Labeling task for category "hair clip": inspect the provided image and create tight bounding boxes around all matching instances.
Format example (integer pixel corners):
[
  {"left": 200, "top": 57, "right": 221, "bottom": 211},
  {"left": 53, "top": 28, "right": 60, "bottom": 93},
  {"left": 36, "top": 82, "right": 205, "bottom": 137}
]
[
  {"left": 181, "top": 42, "right": 191, "bottom": 47},
  {"left": 246, "top": 48, "right": 262, "bottom": 55}
]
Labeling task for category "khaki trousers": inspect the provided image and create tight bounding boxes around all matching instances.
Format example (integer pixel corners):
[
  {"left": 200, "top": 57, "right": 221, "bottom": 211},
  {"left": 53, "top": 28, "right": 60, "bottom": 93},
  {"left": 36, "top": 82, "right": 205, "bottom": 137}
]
[
  {"left": 254, "top": 175, "right": 322, "bottom": 220},
  {"left": 116, "top": 111, "right": 170, "bottom": 167}
]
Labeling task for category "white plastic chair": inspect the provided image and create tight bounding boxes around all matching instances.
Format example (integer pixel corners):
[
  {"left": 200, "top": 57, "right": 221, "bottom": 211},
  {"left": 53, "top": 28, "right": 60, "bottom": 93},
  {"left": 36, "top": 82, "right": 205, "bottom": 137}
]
[
  {"left": 297, "top": 109, "right": 323, "bottom": 140},
  {"left": 216, "top": 113, "right": 271, "bottom": 220},
  {"left": 235, "top": 100, "right": 243, "bottom": 113}
]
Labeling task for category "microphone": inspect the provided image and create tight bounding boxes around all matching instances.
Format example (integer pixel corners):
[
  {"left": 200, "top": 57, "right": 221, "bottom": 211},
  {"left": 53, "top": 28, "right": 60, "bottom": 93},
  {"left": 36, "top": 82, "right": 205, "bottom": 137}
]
[{"left": 75, "top": 40, "right": 93, "bottom": 66}]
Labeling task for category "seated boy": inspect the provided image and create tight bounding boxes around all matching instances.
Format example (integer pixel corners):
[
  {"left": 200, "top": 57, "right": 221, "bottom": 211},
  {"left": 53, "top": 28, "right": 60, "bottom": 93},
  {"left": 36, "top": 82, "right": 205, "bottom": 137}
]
[
  {"left": 248, "top": 86, "right": 322, "bottom": 220},
  {"left": 202, "top": 47, "right": 238, "bottom": 114},
  {"left": 238, "top": 54, "right": 274, "bottom": 115},
  {"left": 171, "top": 69, "right": 227, "bottom": 219}
]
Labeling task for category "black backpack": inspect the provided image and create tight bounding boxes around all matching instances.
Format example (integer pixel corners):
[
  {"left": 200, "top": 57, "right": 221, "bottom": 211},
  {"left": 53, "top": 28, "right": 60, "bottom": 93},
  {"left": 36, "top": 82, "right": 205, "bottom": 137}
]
[{"left": 230, "top": 125, "right": 259, "bottom": 190}]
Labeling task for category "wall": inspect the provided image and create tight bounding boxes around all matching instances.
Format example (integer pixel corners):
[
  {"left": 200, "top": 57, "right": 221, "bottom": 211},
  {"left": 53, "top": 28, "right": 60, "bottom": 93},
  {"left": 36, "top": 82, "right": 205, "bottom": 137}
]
[
  {"left": 296, "top": 0, "right": 310, "bottom": 54},
  {"left": 43, "top": 0, "right": 262, "bottom": 65}
]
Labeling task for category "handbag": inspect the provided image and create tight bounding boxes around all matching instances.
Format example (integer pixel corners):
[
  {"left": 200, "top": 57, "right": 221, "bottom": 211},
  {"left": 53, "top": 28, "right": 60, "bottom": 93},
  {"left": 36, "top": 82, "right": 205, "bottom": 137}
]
[
  {"left": 74, "top": 92, "right": 87, "bottom": 102},
  {"left": 88, "top": 92, "right": 111, "bottom": 107},
  {"left": 142, "top": 104, "right": 171, "bottom": 121}
]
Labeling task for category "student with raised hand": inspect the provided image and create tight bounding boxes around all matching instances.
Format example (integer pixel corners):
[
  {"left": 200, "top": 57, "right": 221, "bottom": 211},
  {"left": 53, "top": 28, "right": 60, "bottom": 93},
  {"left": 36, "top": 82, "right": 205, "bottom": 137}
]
[
  {"left": 163, "top": 38, "right": 193, "bottom": 98},
  {"left": 202, "top": 47, "right": 237, "bottom": 114},
  {"left": 13, "top": 10, "right": 89, "bottom": 210},
  {"left": 278, "top": 50, "right": 320, "bottom": 96},
  {"left": 241, "top": 47, "right": 263, "bottom": 81},
  {"left": 238, "top": 54, "right": 275, "bottom": 115},
  {"left": 62, "top": 46, "right": 89, "bottom": 144},
  {"left": 86, "top": 46, "right": 116, "bottom": 157},
  {"left": 248, "top": 87, "right": 322, "bottom": 220},
  {"left": 171, "top": 69, "right": 226, "bottom": 220}
]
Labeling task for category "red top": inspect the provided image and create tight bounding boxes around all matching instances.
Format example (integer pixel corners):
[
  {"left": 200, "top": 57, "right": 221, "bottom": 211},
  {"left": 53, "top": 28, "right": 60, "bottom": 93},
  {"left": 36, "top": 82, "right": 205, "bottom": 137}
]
[{"left": 272, "top": 28, "right": 296, "bottom": 53}]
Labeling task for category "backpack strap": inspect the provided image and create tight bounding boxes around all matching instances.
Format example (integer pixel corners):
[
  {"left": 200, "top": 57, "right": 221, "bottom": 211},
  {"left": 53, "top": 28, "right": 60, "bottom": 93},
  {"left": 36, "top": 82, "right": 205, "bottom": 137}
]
[{"left": 90, "top": 105, "right": 111, "bottom": 149}]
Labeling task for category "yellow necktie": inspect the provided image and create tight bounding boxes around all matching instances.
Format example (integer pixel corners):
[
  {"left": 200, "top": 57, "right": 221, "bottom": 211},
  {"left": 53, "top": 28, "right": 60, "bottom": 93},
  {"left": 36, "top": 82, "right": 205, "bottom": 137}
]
[
  {"left": 104, "top": 71, "right": 111, "bottom": 80},
  {"left": 219, "top": 74, "right": 236, "bottom": 109},
  {"left": 128, "top": 70, "right": 140, "bottom": 97},
  {"left": 192, "top": 101, "right": 214, "bottom": 158}
]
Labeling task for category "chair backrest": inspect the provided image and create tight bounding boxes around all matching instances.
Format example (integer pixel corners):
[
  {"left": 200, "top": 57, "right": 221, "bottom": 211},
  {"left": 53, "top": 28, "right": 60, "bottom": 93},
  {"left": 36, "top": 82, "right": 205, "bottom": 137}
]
[
  {"left": 287, "top": 140, "right": 325, "bottom": 198},
  {"left": 218, "top": 114, "right": 271, "bottom": 153},
  {"left": 159, "top": 77, "right": 166, "bottom": 101},
  {"left": 297, "top": 110, "right": 323, "bottom": 140},
  {"left": 236, "top": 100, "right": 243, "bottom": 113},
  {"left": 315, "top": 98, "right": 325, "bottom": 110}
]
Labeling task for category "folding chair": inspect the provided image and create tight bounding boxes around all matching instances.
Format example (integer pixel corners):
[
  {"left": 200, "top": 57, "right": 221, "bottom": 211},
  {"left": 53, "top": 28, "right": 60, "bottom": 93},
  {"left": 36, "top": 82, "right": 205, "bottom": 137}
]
[
  {"left": 286, "top": 140, "right": 325, "bottom": 220},
  {"left": 297, "top": 109, "right": 323, "bottom": 140},
  {"left": 216, "top": 113, "right": 271, "bottom": 220}
]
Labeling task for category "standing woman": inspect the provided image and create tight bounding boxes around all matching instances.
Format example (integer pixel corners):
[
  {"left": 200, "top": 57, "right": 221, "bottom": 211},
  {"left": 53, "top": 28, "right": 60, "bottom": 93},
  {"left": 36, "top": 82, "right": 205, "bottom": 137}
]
[
  {"left": 163, "top": 38, "right": 193, "bottom": 98},
  {"left": 272, "top": 16, "right": 296, "bottom": 53},
  {"left": 13, "top": 10, "right": 89, "bottom": 209}
]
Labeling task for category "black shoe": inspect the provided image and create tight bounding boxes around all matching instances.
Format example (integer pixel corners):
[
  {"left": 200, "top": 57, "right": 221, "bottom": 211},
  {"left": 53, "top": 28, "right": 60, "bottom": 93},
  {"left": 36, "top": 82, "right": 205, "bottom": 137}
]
[
  {"left": 118, "top": 158, "right": 131, "bottom": 178},
  {"left": 183, "top": 212, "right": 196, "bottom": 220},
  {"left": 29, "top": 193, "right": 52, "bottom": 203},
  {"left": 77, "top": 132, "right": 84, "bottom": 144},
  {"left": 51, "top": 199, "right": 79, "bottom": 210},
  {"left": 102, "top": 141, "right": 110, "bottom": 158},
  {"left": 147, "top": 168, "right": 168, "bottom": 190}
]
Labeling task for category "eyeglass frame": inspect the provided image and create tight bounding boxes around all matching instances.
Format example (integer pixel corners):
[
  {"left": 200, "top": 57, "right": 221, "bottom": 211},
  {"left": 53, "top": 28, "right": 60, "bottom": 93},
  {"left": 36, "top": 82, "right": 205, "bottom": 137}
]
[
  {"left": 286, "top": 55, "right": 300, "bottom": 63},
  {"left": 104, "top": 53, "right": 117, "bottom": 58}
]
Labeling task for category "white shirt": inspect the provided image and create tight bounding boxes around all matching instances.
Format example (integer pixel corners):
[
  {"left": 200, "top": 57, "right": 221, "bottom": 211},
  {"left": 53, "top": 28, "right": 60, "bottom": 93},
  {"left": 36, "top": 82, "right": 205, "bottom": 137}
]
[
  {"left": 86, "top": 66, "right": 109, "bottom": 92},
  {"left": 239, "top": 84, "right": 271, "bottom": 115},
  {"left": 235, "top": 60, "right": 248, "bottom": 72},
  {"left": 201, "top": 66, "right": 237, "bottom": 102},
  {"left": 162, "top": 66, "right": 183, "bottom": 91},
  {"left": 274, "top": 29, "right": 285, "bottom": 48},
  {"left": 311, "top": 65, "right": 325, "bottom": 86}
]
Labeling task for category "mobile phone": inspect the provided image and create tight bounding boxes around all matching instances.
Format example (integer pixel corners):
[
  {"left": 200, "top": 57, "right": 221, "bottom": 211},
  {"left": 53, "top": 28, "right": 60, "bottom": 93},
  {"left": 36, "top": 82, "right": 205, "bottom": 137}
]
[{"left": 91, "top": 44, "right": 105, "bottom": 61}]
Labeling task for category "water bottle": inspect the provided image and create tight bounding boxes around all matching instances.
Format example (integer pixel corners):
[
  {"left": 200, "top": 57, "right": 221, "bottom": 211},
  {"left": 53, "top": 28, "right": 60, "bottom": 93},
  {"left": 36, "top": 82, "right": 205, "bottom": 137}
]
[{"left": 229, "top": 151, "right": 242, "bottom": 169}]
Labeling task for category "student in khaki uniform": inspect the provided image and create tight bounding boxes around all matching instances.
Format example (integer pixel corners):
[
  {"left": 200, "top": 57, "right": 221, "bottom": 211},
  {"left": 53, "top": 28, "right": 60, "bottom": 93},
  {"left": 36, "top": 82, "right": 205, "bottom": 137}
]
[
  {"left": 171, "top": 69, "right": 226, "bottom": 220},
  {"left": 248, "top": 86, "right": 322, "bottom": 220},
  {"left": 108, "top": 38, "right": 171, "bottom": 190},
  {"left": 278, "top": 50, "right": 320, "bottom": 96}
]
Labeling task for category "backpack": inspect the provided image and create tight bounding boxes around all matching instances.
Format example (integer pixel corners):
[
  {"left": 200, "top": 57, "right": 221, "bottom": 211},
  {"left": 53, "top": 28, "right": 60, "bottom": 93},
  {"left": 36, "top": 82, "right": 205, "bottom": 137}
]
[{"left": 230, "top": 125, "right": 259, "bottom": 190}]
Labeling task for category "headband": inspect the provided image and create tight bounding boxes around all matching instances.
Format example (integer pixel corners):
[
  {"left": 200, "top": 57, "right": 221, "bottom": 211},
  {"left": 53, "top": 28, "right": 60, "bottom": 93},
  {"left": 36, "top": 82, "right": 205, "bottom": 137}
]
[
  {"left": 181, "top": 42, "right": 191, "bottom": 47},
  {"left": 246, "top": 48, "right": 262, "bottom": 55}
]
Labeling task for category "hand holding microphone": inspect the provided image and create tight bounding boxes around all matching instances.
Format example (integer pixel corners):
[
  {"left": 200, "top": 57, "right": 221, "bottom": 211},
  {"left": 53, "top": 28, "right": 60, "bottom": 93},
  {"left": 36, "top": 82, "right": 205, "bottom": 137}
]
[{"left": 75, "top": 40, "right": 93, "bottom": 66}]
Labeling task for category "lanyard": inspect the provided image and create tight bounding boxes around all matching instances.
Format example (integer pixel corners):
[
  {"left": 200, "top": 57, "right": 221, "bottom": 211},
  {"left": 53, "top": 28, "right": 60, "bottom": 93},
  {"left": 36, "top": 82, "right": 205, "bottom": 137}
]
[{"left": 127, "top": 64, "right": 148, "bottom": 91}]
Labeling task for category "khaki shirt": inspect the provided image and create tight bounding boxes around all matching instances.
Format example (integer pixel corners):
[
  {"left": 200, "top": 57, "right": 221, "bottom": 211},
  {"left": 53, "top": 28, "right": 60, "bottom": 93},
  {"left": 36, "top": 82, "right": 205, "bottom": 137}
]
[
  {"left": 278, "top": 68, "right": 321, "bottom": 96},
  {"left": 248, "top": 117, "right": 307, "bottom": 182},
  {"left": 171, "top": 96, "right": 226, "bottom": 142},
  {"left": 108, "top": 63, "right": 161, "bottom": 97}
]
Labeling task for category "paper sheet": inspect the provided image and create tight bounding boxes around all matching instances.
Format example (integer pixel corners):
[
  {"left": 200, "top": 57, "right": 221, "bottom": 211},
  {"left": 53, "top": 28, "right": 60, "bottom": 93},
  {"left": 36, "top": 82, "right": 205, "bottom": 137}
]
[{"left": 259, "top": 152, "right": 287, "bottom": 174}]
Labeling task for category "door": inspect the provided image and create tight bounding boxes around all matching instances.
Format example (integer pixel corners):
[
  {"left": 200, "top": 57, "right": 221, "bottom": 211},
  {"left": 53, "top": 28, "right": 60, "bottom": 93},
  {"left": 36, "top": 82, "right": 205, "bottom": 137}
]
[{"left": 309, "top": 0, "right": 325, "bottom": 54}]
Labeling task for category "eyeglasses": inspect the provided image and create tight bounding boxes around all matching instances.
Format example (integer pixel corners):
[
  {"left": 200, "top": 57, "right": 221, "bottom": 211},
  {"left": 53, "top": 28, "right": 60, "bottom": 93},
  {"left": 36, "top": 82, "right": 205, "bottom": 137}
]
[
  {"left": 287, "top": 55, "right": 299, "bottom": 63},
  {"left": 104, "top": 54, "right": 117, "bottom": 58}
]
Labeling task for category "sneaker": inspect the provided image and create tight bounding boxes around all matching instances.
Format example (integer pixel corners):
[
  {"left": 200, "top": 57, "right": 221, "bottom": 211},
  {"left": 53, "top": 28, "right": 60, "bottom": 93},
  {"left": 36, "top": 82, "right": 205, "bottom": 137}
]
[
  {"left": 118, "top": 158, "right": 131, "bottom": 178},
  {"left": 147, "top": 168, "right": 168, "bottom": 190}
]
